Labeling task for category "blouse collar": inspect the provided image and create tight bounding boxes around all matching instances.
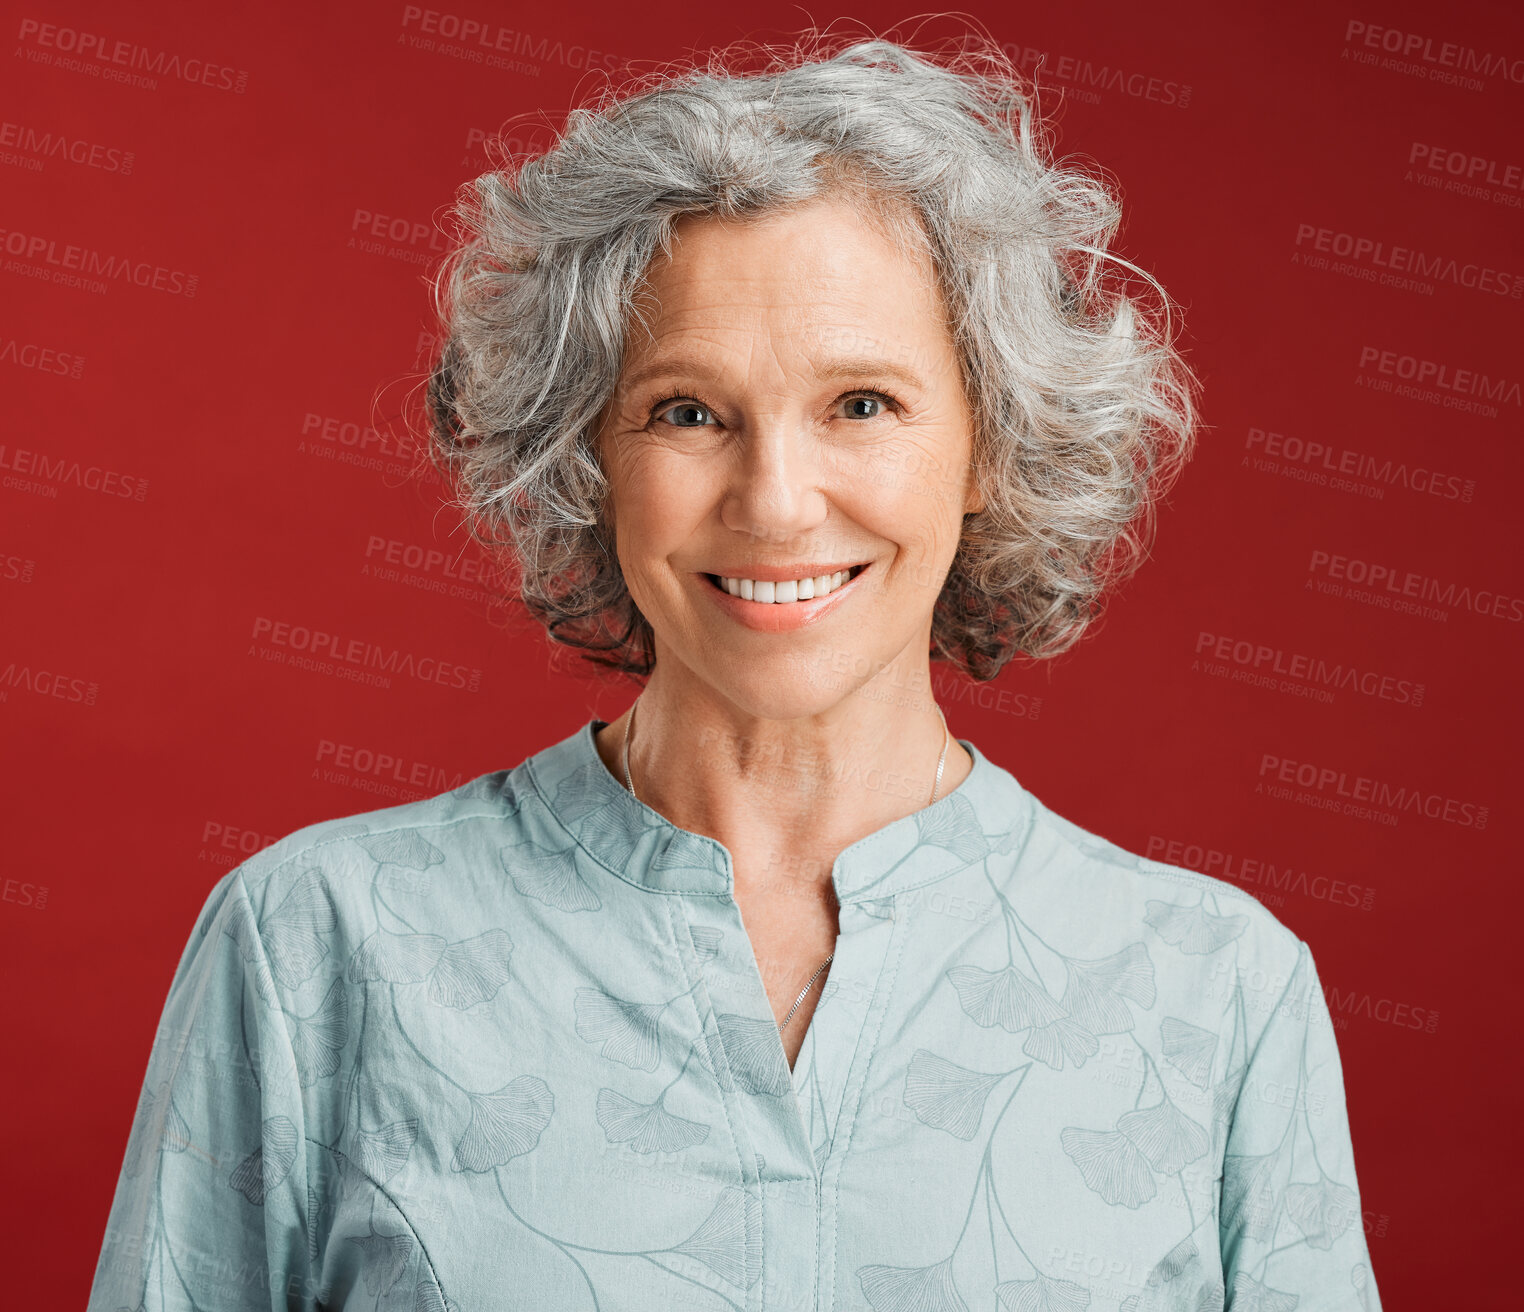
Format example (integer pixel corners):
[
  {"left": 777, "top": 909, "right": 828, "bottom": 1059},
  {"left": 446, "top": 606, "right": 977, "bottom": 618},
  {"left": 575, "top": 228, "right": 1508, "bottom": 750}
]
[{"left": 522, "top": 717, "right": 1035, "bottom": 906}]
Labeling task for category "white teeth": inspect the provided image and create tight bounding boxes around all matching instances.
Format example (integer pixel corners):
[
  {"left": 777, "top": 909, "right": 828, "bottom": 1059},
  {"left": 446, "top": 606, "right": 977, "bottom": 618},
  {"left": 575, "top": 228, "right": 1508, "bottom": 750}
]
[{"left": 720, "top": 569, "right": 855, "bottom": 602}]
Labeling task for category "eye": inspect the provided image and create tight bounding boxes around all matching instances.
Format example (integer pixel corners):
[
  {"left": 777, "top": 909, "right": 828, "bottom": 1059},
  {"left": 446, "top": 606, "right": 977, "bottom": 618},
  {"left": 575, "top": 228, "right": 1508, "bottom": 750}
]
[
  {"left": 838, "top": 391, "right": 898, "bottom": 420},
  {"left": 651, "top": 397, "right": 715, "bottom": 428},
  {"left": 646, "top": 388, "right": 902, "bottom": 428}
]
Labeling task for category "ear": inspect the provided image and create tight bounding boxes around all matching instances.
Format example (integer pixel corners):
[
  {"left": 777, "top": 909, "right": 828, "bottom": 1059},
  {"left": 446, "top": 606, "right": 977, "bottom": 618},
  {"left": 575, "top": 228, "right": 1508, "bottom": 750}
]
[
  {"left": 957, "top": 420, "right": 986, "bottom": 515},
  {"left": 962, "top": 466, "right": 986, "bottom": 516},
  {"left": 592, "top": 422, "right": 617, "bottom": 529}
]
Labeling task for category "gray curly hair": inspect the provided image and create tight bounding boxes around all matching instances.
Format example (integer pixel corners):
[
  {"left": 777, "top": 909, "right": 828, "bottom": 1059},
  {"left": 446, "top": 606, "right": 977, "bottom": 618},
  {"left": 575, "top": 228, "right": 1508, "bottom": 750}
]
[{"left": 421, "top": 32, "right": 1200, "bottom": 681}]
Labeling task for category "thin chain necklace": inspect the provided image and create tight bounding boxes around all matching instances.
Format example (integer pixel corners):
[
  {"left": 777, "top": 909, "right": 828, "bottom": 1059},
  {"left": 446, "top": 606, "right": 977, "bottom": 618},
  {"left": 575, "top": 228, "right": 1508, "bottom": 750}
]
[{"left": 620, "top": 694, "right": 952, "bottom": 1032}]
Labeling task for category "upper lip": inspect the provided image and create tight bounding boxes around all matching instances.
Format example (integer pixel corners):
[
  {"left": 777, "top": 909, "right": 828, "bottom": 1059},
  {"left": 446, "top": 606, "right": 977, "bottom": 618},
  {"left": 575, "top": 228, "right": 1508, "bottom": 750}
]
[{"left": 704, "top": 562, "right": 869, "bottom": 583}]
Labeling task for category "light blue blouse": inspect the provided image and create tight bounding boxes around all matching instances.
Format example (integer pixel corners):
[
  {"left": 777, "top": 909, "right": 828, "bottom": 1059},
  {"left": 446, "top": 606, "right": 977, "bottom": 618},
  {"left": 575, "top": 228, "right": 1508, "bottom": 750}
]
[{"left": 88, "top": 718, "right": 1383, "bottom": 1311}]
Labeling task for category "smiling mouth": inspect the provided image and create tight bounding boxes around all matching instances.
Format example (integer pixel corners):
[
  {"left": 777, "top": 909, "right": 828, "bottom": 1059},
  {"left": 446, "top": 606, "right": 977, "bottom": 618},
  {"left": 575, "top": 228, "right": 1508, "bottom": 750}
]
[{"left": 703, "top": 563, "right": 869, "bottom": 602}]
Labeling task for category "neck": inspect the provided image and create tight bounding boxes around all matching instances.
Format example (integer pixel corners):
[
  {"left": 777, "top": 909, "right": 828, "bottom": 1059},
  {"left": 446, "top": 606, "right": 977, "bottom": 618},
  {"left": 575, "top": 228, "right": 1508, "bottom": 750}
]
[{"left": 593, "top": 657, "right": 972, "bottom": 906}]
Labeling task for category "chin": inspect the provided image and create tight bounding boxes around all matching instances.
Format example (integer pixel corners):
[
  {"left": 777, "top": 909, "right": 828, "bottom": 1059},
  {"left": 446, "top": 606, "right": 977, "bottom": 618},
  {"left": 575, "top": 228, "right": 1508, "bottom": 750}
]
[{"left": 676, "top": 647, "right": 887, "bottom": 725}]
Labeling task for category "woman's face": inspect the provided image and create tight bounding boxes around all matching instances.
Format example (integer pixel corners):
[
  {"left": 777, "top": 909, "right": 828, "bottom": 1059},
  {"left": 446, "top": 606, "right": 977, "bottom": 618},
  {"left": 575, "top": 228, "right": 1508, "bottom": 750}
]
[{"left": 597, "top": 193, "right": 985, "bottom": 717}]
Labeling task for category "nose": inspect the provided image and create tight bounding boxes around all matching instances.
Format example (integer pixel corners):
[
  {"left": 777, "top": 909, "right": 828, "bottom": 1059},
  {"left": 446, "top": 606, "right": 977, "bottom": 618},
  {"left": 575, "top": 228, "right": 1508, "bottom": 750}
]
[{"left": 718, "top": 419, "right": 831, "bottom": 549}]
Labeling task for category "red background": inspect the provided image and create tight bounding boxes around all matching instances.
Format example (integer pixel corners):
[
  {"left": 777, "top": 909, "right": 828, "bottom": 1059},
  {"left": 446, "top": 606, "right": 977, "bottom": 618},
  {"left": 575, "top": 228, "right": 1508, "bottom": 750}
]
[{"left": 3, "top": 1, "right": 1520, "bottom": 1303}]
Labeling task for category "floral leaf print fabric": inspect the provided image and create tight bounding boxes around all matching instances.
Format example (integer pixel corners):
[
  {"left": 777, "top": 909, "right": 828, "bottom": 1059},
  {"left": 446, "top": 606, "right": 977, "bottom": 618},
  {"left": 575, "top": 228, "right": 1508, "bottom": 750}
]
[
  {"left": 88, "top": 720, "right": 1383, "bottom": 1310},
  {"left": 451, "top": 1078, "right": 555, "bottom": 1171},
  {"left": 1217, "top": 941, "right": 1379, "bottom": 1308},
  {"left": 89, "top": 872, "right": 320, "bottom": 1310}
]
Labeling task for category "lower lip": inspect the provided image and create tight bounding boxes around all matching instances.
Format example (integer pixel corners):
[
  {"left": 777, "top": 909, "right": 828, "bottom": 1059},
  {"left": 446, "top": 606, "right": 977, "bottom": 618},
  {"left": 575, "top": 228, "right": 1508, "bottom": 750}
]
[{"left": 699, "top": 565, "right": 870, "bottom": 633}]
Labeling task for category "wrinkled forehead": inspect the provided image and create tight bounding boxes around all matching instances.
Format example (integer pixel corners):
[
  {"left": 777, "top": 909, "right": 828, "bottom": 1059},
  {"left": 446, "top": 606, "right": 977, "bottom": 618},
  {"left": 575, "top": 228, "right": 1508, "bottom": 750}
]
[{"left": 619, "top": 195, "right": 953, "bottom": 378}]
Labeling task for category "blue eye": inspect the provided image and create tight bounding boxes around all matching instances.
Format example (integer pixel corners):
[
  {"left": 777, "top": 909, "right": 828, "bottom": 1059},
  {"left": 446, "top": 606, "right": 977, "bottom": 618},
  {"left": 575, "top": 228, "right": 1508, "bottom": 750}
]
[
  {"left": 648, "top": 388, "right": 898, "bottom": 428},
  {"left": 843, "top": 395, "right": 885, "bottom": 419},
  {"left": 654, "top": 400, "right": 712, "bottom": 428}
]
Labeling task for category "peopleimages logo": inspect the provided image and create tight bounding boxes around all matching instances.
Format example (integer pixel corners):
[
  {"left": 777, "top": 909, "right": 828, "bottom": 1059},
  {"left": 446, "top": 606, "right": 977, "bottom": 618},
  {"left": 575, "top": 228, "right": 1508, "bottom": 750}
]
[
  {"left": 0, "top": 335, "right": 84, "bottom": 380},
  {"left": 0, "top": 225, "right": 198, "bottom": 297},
  {"left": 1407, "top": 143, "right": 1523, "bottom": 209},
  {"left": 1306, "top": 549, "right": 1524, "bottom": 625},
  {"left": 1257, "top": 753, "right": 1488, "bottom": 830},
  {"left": 999, "top": 41, "right": 1192, "bottom": 108},
  {"left": 1144, "top": 834, "right": 1377, "bottom": 912},
  {"left": 460, "top": 125, "right": 554, "bottom": 170},
  {"left": 1343, "top": 19, "right": 1524, "bottom": 88},
  {"left": 1324, "top": 984, "right": 1439, "bottom": 1035},
  {"left": 14, "top": 19, "right": 250, "bottom": 93},
  {"left": 197, "top": 821, "right": 281, "bottom": 869},
  {"left": 1192, "top": 631, "right": 1424, "bottom": 708},
  {"left": 0, "top": 552, "right": 37, "bottom": 585},
  {"left": 0, "top": 658, "right": 99, "bottom": 707},
  {"left": 0, "top": 120, "right": 135, "bottom": 175},
  {"left": 299, "top": 412, "right": 416, "bottom": 457},
  {"left": 397, "top": 6, "right": 622, "bottom": 74},
  {"left": 0, "top": 442, "right": 148, "bottom": 501},
  {"left": 348, "top": 208, "right": 455, "bottom": 267},
  {"left": 1244, "top": 426, "right": 1475, "bottom": 503},
  {"left": 1293, "top": 223, "right": 1524, "bottom": 299},
  {"left": 248, "top": 616, "right": 484, "bottom": 693},
  {"left": 362, "top": 535, "right": 496, "bottom": 603},
  {"left": 1356, "top": 346, "right": 1519, "bottom": 419},
  {"left": 313, "top": 738, "right": 469, "bottom": 802},
  {"left": 1361, "top": 347, "right": 1521, "bottom": 402},
  {"left": 296, "top": 411, "right": 421, "bottom": 479}
]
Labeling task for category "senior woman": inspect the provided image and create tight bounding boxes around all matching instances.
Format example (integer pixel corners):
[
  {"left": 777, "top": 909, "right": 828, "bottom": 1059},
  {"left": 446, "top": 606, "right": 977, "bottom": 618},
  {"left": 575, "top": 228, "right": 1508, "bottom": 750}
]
[{"left": 89, "top": 36, "right": 1382, "bottom": 1312}]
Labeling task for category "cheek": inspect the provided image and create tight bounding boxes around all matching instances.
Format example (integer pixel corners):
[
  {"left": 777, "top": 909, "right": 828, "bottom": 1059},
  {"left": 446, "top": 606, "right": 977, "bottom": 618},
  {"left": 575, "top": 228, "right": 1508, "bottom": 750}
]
[
  {"left": 607, "top": 444, "right": 669, "bottom": 520},
  {"left": 847, "top": 447, "right": 964, "bottom": 546},
  {"left": 612, "top": 456, "right": 708, "bottom": 562},
  {"left": 647, "top": 467, "right": 706, "bottom": 531}
]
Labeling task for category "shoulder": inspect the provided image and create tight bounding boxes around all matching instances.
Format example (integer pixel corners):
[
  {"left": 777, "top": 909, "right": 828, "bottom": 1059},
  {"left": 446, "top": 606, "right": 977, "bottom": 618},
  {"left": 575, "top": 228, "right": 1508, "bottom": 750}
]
[
  {"left": 215, "top": 767, "right": 529, "bottom": 919},
  {"left": 1015, "top": 790, "right": 1307, "bottom": 996},
  {"left": 178, "top": 767, "right": 537, "bottom": 1030}
]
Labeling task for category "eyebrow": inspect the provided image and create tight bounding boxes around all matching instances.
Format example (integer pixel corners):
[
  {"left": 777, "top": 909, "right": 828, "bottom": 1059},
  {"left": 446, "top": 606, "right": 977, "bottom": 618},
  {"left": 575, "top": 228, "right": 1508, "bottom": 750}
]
[{"left": 617, "top": 353, "right": 930, "bottom": 395}]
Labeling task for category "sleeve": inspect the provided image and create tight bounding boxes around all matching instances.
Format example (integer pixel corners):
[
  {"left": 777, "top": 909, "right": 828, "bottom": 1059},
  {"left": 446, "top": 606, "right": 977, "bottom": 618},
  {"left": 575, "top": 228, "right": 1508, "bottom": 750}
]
[
  {"left": 1219, "top": 937, "right": 1383, "bottom": 1311},
  {"left": 87, "top": 868, "right": 317, "bottom": 1311}
]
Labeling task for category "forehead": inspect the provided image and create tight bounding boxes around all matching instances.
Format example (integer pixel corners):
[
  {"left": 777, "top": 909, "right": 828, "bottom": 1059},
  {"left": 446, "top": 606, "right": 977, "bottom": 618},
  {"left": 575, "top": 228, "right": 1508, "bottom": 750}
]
[{"left": 626, "top": 196, "right": 951, "bottom": 361}]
